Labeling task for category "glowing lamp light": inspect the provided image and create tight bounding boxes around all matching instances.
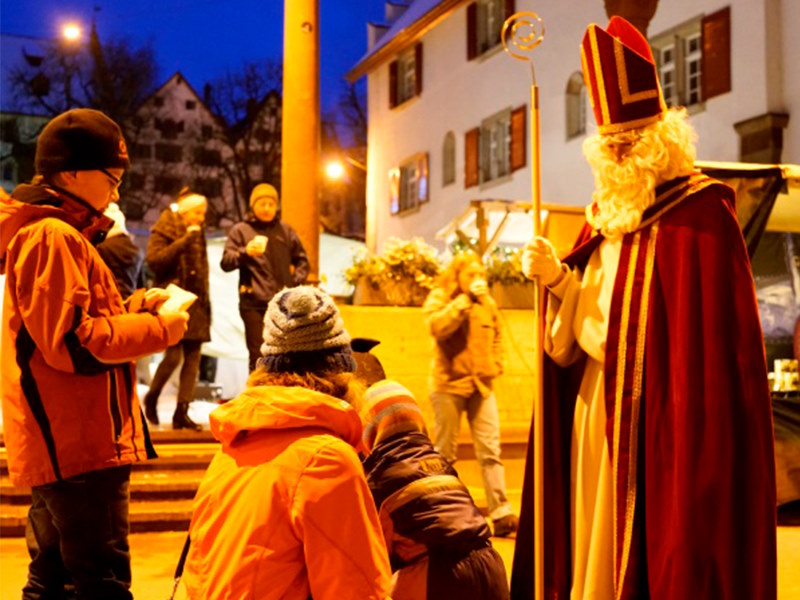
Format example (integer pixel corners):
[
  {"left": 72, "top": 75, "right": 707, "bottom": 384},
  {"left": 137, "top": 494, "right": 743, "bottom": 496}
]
[
  {"left": 325, "top": 160, "right": 345, "bottom": 180},
  {"left": 62, "top": 23, "right": 82, "bottom": 42}
]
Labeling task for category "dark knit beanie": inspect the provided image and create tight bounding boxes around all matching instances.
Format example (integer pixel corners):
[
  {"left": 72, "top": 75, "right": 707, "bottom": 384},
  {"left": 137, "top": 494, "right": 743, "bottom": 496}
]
[
  {"left": 259, "top": 285, "right": 356, "bottom": 374},
  {"left": 35, "top": 108, "right": 131, "bottom": 175}
]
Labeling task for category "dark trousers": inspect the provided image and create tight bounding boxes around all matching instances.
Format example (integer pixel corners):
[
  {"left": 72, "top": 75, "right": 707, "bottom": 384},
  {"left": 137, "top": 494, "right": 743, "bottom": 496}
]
[
  {"left": 240, "top": 305, "right": 268, "bottom": 372},
  {"left": 148, "top": 339, "right": 203, "bottom": 406},
  {"left": 23, "top": 465, "right": 133, "bottom": 600}
]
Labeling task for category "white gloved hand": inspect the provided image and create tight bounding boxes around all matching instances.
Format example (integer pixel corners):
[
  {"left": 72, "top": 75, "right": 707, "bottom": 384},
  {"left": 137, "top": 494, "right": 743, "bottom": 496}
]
[
  {"left": 522, "top": 237, "right": 563, "bottom": 285},
  {"left": 453, "top": 293, "right": 473, "bottom": 312}
]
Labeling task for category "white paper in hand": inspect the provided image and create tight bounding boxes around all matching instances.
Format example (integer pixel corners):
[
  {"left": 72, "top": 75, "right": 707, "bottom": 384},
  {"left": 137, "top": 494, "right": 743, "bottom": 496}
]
[{"left": 158, "top": 284, "right": 197, "bottom": 314}]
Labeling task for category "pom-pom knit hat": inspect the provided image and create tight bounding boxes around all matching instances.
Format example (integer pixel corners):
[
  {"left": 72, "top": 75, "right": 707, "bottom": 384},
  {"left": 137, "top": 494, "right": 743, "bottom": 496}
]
[
  {"left": 360, "top": 380, "right": 428, "bottom": 454},
  {"left": 259, "top": 285, "right": 356, "bottom": 374}
]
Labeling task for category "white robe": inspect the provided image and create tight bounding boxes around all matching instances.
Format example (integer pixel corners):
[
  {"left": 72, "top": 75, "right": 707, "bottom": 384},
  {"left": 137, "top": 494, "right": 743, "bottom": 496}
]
[{"left": 544, "top": 238, "right": 621, "bottom": 600}]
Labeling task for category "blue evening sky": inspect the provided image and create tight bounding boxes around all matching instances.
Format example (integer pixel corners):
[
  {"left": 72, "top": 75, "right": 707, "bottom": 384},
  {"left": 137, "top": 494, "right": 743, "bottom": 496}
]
[{"left": 0, "top": 0, "right": 384, "bottom": 114}]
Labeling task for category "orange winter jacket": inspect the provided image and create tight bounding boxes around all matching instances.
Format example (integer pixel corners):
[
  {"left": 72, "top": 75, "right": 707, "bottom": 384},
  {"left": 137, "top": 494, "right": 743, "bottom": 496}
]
[
  {"left": 0, "top": 185, "right": 172, "bottom": 487},
  {"left": 183, "top": 385, "right": 392, "bottom": 600}
]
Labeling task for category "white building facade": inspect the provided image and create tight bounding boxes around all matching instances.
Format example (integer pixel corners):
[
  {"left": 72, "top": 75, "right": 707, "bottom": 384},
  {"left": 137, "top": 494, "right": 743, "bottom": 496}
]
[{"left": 349, "top": 0, "right": 799, "bottom": 253}]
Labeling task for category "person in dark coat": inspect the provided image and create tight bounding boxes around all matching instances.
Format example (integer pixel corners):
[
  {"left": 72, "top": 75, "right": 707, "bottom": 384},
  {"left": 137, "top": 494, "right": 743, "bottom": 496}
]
[
  {"left": 143, "top": 191, "right": 211, "bottom": 430},
  {"left": 360, "top": 379, "right": 510, "bottom": 600},
  {"left": 221, "top": 183, "right": 310, "bottom": 371},
  {"left": 96, "top": 201, "right": 143, "bottom": 299}
]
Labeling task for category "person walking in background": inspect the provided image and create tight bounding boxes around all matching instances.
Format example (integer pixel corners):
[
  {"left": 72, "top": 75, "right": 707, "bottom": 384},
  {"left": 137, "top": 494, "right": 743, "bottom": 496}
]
[
  {"left": 96, "top": 201, "right": 144, "bottom": 299},
  {"left": 360, "top": 379, "right": 510, "bottom": 600},
  {"left": 512, "top": 17, "right": 776, "bottom": 600},
  {"left": 221, "top": 183, "right": 309, "bottom": 371},
  {"left": 0, "top": 108, "right": 188, "bottom": 599},
  {"left": 422, "top": 251, "right": 518, "bottom": 537},
  {"left": 144, "top": 190, "right": 211, "bottom": 430},
  {"left": 182, "top": 285, "right": 391, "bottom": 599}
]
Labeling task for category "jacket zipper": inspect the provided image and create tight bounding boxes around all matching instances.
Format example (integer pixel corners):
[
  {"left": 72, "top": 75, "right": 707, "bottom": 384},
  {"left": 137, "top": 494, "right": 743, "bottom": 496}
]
[{"left": 108, "top": 370, "right": 122, "bottom": 458}]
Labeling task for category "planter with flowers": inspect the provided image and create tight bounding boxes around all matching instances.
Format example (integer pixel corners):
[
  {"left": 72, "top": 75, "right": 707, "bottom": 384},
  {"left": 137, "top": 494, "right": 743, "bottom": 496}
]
[
  {"left": 345, "top": 237, "right": 443, "bottom": 306},
  {"left": 486, "top": 248, "right": 535, "bottom": 309}
]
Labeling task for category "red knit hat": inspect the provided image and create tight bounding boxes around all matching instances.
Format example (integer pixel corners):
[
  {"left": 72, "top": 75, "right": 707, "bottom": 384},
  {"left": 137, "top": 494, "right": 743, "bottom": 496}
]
[{"left": 580, "top": 16, "right": 666, "bottom": 134}]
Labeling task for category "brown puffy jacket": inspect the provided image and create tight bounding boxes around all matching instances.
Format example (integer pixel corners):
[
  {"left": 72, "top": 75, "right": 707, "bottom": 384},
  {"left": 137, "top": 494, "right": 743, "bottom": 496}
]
[
  {"left": 423, "top": 287, "right": 505, "bottom": 398},
  {"left": 183, "top": 385, "right": 392, "bottom": 599},
  {"left": 0, "top": 184, "right": 171, "bottom": 487}
]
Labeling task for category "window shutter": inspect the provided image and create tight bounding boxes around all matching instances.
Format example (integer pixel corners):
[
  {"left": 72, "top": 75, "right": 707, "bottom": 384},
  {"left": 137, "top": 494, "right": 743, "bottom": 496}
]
[
  {"left": 510, "top": 105, "right": 526, "bottom": 171},
  {"left": 389, "top": 60, "right": 398, "bottom": 108},
  {"left": 415, "top": 44, "right": 423, "bottom": 96},
  {"left": 505, "top": 0, "right": 515, "bottom": 18},
  {"left": 465, "top": 128, "right": 479, "bottom": 188},
  {"left": 701, "top": 7, "right": 731, "bottom": 101},
  {"left": 467, "top": 3, "right": 477, "bottom": 60}
]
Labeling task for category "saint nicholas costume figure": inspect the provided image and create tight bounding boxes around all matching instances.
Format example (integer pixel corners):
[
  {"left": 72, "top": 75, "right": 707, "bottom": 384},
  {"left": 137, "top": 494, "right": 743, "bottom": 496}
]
[{"left": 511, "top": 17, "right": 776, "bottom": 600}]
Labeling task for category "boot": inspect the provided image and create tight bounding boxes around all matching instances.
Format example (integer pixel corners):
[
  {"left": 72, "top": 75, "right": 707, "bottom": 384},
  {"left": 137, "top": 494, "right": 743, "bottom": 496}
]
[
  {"left": 144, "top": 391, "right": 159, "bottom": 425},
  {"left": 172, "top": 402, "right": 201, "bottom": 431}
]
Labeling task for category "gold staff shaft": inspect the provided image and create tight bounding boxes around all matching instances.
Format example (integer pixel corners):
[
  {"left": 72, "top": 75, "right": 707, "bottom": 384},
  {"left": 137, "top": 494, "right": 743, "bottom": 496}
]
[{"left": 502, "top": 12, "right": 545, "bottom": 600}]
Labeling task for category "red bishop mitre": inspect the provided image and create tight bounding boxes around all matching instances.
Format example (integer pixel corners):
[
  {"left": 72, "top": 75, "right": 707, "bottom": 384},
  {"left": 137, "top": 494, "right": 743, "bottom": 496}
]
[{"left": 581, "top": 16, "right": 667, "bottom": 134}]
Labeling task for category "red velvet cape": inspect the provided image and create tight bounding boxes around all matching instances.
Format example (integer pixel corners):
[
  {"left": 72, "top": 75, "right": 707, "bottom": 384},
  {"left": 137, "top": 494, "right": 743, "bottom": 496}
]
[{"left": 511, "top": 174, "right": 777, "bottom": 599}]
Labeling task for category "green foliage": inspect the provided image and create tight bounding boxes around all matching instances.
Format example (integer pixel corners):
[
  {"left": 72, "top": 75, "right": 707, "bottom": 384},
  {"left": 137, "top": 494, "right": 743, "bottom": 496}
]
[
  {"left": 485, "top": 247, "right": 530, "bottom": 286},
  {"left": 345, "top": 237, "right": 442, "bottom": 305}
]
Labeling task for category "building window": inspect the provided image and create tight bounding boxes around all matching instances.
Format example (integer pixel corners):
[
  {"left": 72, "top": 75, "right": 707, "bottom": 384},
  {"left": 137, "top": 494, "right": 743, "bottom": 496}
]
[
  {"left": 442, "top": 131, "right": 456, "bottom": 186},
  {"left": 2, "top": 161, "right": 15, "bottom": 181},
  {"left": 465, "top": 105, "right": 525, "bottom": 188},
  {"left": 155, "top": 118, "right": 185, "bottom": 140},
  {"left": 194, "top": 148, "right": 222, "bottom": 167},
  {"left": 565, "top": 71, "right": 587, "bottom": 139},
  {"left": 194, "top": 178, "right": 222, "bottom": 198},
  {"left": 127, "top": 173, "right": 146, "bottom": 191},
  {"left": 467, "top": 0, "right": 513, "bottom": 60},
  {"left": 131, "top": 143, "right": 152, "bottom": 160},
  {"left": 389, "top": 44, "right": 422, "bottom": 108},
  {"left": 154, "top": 176, "right": 183, "bottom": 195},
  {"left": 153, "top": 97, "right": 164, "bottom": 108},
  {"left": 155, "top": 143, "right": 182, "bottom": 163},
  {"left": 185, "top": 100, "right": 197, "bottom": 110},
  {"left": 480, "top": 108, "right": 511, "bottom": 184},
  {"left": 389, "top": 152, "right": 429, "bottom": 215},
  {"left": 650, "top": 7, "right": 731, "bottom": 108},
  {"left": 201, "top": 125, "right": 213, "bottom": 140}
]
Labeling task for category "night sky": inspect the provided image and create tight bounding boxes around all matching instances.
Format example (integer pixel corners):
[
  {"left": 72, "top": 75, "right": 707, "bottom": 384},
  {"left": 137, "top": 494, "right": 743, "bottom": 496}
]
[{"left": 0, "top": 0, "right": 384, "bottom": 114}]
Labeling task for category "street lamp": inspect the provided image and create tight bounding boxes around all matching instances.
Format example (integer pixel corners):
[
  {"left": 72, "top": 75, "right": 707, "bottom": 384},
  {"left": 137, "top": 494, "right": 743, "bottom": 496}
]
[
  {"left": 325, "top": 160, "right": 346, "bottom": 180},
  {"left": 62, "top": 23, "right": 82, "bottom": 43}
]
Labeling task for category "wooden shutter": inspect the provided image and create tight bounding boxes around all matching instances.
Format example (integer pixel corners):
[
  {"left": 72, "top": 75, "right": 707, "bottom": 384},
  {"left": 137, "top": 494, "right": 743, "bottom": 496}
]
[
  {"left": 510, "top": 105, "right": 526, "bottom": 171},
  {"left": 467, "top": 3, "right": 477, "bottom": 60},
  {"left": 702, "top": 7, "right": 731, "bottom": 101},
  {"left": 415, "top": 43, "right": 423, "bottom": 97},
  {"left": 389, "top": 60, "right": 398, "bottom": 108},
  {"left": 505, "top": 0, "right": 515, "bottom": 18},
  {"left": 465, "top": 128, "right": 479, "bottom": 188}
]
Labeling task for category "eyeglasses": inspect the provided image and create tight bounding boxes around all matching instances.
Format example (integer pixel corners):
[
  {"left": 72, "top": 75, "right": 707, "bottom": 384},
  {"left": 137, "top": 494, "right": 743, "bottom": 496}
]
[{"left": 100, "top": 168, "right": 123, "bottom": 189}]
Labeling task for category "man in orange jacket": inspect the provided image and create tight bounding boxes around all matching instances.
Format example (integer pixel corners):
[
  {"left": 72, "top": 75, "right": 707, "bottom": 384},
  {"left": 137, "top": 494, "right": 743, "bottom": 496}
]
[{"left": 0, "top": 109, "right": 189, "bottom": 598}]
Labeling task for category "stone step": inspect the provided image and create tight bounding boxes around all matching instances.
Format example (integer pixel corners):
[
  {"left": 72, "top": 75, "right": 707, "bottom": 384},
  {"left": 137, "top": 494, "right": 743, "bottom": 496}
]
[
  {"left": 1, "top": 499, "right": 195, "bottom": 538},
  {"left": 1, "top": 469, "right": 207, "bottom": 505}
]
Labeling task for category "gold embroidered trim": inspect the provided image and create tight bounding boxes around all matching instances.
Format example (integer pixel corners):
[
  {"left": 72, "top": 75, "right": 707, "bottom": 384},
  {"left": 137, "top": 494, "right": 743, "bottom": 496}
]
[
  {"left": 613, "top": 40, "right": 659, "bottom": 105},
  {"left": 616, "top": 222, "right": 659, "bottom": 599},
  {"left": 581, "top": 45, "right": 597, "bottom": 114},
  {"left": 638, "top": 175, "right": 716, "bottom": 230},
  {"left": 597, "top": 113, "right": 664, "bottom": 135},
  {"left": 612, "top": 231, "right": 641, "bottom": 593},
  {"left": 589, "top": 27, "right": 611, "bottom": 126}
]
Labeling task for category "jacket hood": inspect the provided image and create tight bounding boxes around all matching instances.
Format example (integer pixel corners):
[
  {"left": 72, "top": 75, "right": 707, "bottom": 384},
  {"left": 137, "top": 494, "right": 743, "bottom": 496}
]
[
  {"left": 209, "top": 385, "right": 363, "bottom": 450},
  {"left": 0, "top": 184, "right": 112, "bottom": 274}
]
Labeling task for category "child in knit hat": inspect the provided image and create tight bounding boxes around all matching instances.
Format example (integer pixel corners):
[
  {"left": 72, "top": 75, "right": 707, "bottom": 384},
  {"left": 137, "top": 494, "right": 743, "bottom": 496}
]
[
  {"left": 182, "top": 285, "right": 392, "bottom": 599},
  {"left": 360, "top": 379, "right": 510, "bottom": 600}
]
